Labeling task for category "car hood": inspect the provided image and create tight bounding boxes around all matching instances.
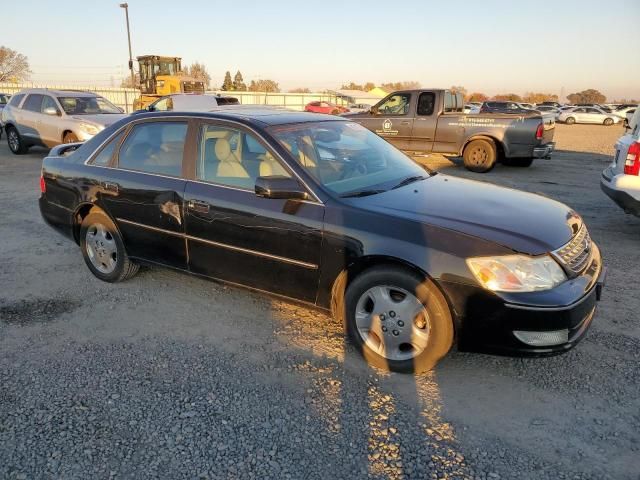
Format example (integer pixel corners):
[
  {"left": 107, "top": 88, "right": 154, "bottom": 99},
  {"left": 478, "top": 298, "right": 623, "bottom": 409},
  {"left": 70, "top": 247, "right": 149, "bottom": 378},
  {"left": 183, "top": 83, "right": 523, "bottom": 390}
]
[
  {"left": 70, "top": 113, "right": 128, "bottom": 127},
  {"left": 350, "top": 174, "right": 580, "bottom": 255}
]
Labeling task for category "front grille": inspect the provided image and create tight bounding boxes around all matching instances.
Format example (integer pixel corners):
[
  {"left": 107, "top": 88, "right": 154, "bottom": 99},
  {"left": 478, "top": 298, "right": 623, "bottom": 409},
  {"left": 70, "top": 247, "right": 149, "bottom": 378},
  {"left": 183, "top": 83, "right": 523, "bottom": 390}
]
[{"left": 553, "top": 225, "right": 592, "bottom": 274}]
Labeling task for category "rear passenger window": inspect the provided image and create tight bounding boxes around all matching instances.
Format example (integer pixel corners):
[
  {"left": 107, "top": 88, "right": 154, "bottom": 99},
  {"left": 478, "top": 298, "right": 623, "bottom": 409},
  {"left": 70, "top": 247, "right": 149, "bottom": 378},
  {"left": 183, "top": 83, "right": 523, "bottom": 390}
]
[
  {"left": 8, "top": 94, "right": 25, "bottom": 107},
  {"left": 23, "top": 94, "right": 44, "bottom": 112},
  {"left": 91, "top": 131, "right": 125, "bottom": 166},
  {"left": 117, "top": 122, "right": 187, "bottom": 177},
  {"left": 197, "top": 124, "right": 290, "bottom": 190},
  {"left": 417, "top": 92, "right": 435, "bottom": 116}
]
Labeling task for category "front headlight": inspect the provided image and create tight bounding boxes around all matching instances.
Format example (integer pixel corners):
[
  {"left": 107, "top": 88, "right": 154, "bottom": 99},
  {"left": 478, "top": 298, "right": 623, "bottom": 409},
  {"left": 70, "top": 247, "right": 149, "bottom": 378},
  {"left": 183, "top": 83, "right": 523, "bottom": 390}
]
[
  {"left": 78, "top": 122, "right": 100, "bottom": 135},
  {"left": 466, "top": 255, "right": 566, "bottom": 293}
]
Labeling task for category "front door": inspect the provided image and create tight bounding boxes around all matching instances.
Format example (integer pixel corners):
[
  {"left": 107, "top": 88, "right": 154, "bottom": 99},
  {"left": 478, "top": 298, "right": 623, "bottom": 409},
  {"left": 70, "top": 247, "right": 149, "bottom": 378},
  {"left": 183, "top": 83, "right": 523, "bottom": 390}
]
[
  {"left": 183, "top": 121, "right": 324, "bottom": 302},
  {"left": 355, "top": 92, "right": 414, "bottom": 150},
  {"left": 96, "top": 119, "right": 190, "bottom": 269}
]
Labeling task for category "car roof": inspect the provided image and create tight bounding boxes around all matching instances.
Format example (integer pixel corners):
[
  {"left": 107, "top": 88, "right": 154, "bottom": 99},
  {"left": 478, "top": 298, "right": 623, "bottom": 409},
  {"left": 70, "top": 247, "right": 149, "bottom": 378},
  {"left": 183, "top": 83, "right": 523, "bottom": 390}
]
[
  {"left": 12, "top": 88, "right": 98, "bottom": 97},
  {"left": 131, "top": 108, "right": 346, "bottom": 127}
]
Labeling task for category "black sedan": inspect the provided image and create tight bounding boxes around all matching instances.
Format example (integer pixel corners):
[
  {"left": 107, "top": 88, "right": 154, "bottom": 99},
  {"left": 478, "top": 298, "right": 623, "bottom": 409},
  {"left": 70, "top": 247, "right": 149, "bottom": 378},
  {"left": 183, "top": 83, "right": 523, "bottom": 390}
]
[{"left": 39, "top": 109, "right": 606, "bottom": 373}]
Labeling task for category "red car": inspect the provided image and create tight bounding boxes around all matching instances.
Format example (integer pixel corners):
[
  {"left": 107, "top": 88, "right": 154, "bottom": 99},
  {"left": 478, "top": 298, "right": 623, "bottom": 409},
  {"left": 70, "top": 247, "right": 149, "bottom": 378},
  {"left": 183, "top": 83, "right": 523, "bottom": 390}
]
[{"left": 304, "top": 101, "right": 349, "bottom": 114}]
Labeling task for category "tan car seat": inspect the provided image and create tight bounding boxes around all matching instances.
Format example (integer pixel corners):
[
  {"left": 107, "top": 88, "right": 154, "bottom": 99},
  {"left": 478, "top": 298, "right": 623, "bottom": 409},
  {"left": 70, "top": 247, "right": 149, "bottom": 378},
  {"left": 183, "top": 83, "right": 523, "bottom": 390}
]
[
  {"left": 259, "top": 152, "right": 289, "bottom": 177},
  {"left": 215, "top": 138, "right": 249, "bottom": 178}
]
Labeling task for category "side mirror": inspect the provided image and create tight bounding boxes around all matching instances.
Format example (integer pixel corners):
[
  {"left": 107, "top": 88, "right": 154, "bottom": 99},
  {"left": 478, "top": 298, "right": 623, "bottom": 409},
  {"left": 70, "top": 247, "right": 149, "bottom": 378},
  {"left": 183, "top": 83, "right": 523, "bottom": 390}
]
[
  {"left": 255, "top": 176, "right": 308, "bottom": 200},
  {"left": 43, "top": 107, "right": 60, "bottom": 116},
  {"left": 147, "top": 105, "right": 155, "bottom": 112}
]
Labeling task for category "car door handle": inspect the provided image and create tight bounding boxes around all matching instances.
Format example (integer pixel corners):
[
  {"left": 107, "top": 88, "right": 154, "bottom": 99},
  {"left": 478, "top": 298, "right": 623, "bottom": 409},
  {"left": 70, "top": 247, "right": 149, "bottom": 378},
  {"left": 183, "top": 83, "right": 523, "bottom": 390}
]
[
  {"left": 102, "top": 181, "right": 119, "bottom": 192},
  {"left": 188, "top": 199, "right": 210, "bottom": 213},
  {"left": 400, "top": 121, "right": 411, "bottom": 125}
]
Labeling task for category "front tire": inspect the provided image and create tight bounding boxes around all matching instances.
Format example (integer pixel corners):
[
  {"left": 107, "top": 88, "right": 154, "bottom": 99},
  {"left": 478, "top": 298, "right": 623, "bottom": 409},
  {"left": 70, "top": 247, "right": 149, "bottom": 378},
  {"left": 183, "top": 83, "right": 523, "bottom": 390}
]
[
  {"left": 63, "top": 131, "right": 79, "bottom": 143},
  {"left": 463, "top": 139, "right": 496, "bottom": 173},
  {"left": 80, "top": 210, "right": 139, "bottom": 283},
  {"left": 603, "top": 118, "right": 614, "bottom": 126},
  {"left": 344, "top": 266, "right": 454, "bottom": 373},
  {"left": 565, "top": 117, "right": 576, "bottom": 125},
  {"left": 6, "top": 126, "right": 28, "bottom": 154}
]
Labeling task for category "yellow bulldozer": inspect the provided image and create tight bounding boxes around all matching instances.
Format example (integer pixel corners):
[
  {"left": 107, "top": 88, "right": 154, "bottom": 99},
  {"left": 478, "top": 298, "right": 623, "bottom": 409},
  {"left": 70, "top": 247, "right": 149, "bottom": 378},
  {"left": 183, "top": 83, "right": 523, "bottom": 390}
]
[{"left": 133, "top": 55, "right": 205, "bottom": 110}]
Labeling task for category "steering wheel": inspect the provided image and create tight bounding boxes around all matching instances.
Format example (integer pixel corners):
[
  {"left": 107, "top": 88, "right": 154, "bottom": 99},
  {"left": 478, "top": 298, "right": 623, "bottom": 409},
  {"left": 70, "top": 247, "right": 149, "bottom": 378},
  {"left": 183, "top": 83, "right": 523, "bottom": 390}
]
[{"left": 339, "top": 157, "right": 368, "bottom": 180}]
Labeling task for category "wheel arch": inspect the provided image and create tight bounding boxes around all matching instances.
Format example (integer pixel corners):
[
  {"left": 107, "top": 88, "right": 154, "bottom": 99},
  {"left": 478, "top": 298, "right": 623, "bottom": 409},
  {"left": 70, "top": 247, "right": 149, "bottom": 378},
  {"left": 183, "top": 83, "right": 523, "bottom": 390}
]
[
  {"left": 329, "top": 255, "right": 460, "bottom": 336},
  {"left": 72, "top": 203, "right": 120, "bottom": 245},
  {"left": 460, "top": 134, "right": 506, "bottom": 159}
]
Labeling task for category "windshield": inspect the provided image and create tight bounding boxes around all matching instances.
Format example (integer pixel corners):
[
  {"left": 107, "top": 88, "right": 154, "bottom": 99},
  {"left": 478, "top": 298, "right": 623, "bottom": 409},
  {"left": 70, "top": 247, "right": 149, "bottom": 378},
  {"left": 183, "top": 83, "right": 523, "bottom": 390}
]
[
  {"left": 269, "top": 121, "right": 430, "bottom": 196},
  {"left": 57, "top": 96, "right": 121, "bottom": 115}
]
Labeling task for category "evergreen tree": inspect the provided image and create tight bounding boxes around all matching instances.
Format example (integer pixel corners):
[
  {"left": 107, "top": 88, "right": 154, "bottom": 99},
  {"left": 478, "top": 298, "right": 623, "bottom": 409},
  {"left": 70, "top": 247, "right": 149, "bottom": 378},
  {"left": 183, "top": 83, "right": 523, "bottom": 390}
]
[
  {"left": 233, "top": 71, "right": 247, "bottom": 91},
  {"left": 221, "top": 71, "right": 234, "bottom": 91}
]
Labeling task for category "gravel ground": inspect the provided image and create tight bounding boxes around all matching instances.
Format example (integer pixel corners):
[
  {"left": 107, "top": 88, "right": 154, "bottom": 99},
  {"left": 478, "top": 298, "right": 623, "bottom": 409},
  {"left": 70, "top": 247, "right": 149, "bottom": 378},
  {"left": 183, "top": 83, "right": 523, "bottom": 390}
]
[{"left": 1, "top": 124, "right": 638, "bottom": 480}]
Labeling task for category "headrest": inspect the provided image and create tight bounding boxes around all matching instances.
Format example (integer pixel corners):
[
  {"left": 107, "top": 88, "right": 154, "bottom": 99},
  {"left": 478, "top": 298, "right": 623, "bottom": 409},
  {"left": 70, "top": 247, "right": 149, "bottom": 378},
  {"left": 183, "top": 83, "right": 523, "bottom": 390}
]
[{"left": 215, "top": 138, "right": 232, "bottom": 161}]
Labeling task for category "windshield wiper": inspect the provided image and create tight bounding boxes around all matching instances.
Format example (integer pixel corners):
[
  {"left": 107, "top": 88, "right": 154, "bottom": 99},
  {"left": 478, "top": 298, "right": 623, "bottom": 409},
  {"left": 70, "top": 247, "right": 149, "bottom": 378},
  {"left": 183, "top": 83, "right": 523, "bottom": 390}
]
[
  {"left": 340, "top": 189, "right": 387, "bottom": 198},
  {"left": 391, "top": 175, "right": 428, "bottom": 190}
]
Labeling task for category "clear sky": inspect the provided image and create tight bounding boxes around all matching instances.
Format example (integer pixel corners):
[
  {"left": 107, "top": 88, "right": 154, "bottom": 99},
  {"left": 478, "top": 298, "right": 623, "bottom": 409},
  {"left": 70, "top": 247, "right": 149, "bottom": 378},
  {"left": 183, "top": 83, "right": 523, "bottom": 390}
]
[{"left": 3, "top": 0, "right": 639, "bottom": 100}]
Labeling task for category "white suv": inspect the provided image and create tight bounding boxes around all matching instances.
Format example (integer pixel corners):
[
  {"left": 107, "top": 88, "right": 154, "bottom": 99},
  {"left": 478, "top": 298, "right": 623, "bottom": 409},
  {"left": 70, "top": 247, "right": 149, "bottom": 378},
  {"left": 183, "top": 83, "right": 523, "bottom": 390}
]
[{"left": 601, "top": 109, "right": 640, "bottom": 216}]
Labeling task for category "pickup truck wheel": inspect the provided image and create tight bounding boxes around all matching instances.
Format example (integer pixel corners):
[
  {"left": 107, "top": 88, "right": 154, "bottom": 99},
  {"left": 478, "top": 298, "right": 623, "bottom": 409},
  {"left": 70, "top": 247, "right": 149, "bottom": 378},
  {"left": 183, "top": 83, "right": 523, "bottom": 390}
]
[
  {"left": 80, "top": 210, "right": 139, "bottom": 283},
  {"left": 344, "top": 266, "right": 454, "bottom": 373},
  {"left": 603, "top": 118, "right": 614, "bottom": 126},
  {"left": 6, "top": 126, "right": 29, "bottom": 155},
  {"left": 504, "top": 157, "right": 534, "bottom": 167},
  {"left": 463, "top": 139, "right": 496, "bottom": 173},
  {"left": 565, "top": 117, "right": 576, "bottom": 125}
]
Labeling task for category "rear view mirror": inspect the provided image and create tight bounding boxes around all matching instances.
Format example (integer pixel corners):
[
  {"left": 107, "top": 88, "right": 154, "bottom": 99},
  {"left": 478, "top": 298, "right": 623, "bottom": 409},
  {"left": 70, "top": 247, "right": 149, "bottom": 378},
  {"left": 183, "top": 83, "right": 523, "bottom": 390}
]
[
  {"left": 255, "top": 176, "right": 308, "bottom": 200},
  {"left": 43, "top": 107, "right": 60, "bottom": 116}
]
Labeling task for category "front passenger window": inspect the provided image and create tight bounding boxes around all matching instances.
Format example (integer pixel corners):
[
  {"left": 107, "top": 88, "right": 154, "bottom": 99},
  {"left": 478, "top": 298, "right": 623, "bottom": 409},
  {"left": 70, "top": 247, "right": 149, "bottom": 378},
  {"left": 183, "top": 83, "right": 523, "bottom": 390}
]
[
  {"left": 196, "top": 125, "right": 290, "bottom": 190},
  {"left": 117, "top": 122, "right": 187, "bottom": 177}
]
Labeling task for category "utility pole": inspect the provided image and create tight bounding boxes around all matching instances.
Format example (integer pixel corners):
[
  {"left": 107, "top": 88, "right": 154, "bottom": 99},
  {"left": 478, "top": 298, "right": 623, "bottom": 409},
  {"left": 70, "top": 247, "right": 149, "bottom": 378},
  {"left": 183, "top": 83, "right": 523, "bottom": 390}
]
[{"left": 120, "top": 3, "right": 135, "bottom": 90}]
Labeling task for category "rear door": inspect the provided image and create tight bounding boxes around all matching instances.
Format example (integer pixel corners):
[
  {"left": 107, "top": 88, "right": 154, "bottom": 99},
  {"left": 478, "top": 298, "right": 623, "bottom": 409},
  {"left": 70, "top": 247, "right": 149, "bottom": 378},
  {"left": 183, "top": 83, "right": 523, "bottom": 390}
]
[
  {"left": 357, "top": 92, "right": 414, "bottom": 150},
  {"left": 19, "top": 94, "right": 44, "bottom": 142},
  {"left": 410, "top": 91, "right": 437, "bottom": 152},
  {"left": 183, "top": 120, "right": 324, "bottom": 302},
  {"left": 95, "top": 119, "right": 190, "bottom": 269}
]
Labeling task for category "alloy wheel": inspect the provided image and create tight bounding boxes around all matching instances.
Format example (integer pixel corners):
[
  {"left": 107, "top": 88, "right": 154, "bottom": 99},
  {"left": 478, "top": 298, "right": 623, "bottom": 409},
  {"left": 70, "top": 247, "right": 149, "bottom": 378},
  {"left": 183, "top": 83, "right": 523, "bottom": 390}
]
[
  {"left": 85, "top": 223, "right": 118, "bottom": 274},
  {"left": 354, "top": 285, "right": 431, "bottom": 361}
]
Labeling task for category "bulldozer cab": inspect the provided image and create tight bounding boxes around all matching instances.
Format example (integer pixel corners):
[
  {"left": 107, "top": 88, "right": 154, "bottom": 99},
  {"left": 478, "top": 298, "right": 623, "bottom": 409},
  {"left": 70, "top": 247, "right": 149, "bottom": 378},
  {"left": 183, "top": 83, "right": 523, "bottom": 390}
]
[{"left": 136, "top": 55, "right": 204, "bottom": 96}]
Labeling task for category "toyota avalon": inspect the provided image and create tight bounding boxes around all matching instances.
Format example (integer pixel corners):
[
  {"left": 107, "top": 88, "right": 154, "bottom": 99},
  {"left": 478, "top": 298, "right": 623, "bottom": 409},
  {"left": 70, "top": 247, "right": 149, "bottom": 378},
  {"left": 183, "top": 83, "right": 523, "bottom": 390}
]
[{"left": 39, "top": 109, "right": 606, "bottom": 373}]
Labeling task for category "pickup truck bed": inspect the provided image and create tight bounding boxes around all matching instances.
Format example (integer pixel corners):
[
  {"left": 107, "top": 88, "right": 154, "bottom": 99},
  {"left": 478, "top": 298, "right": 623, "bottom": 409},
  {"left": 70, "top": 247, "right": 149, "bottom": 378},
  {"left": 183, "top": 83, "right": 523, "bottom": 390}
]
[{"left": 345, "top": 89, "right": 555, "bottom": 172}]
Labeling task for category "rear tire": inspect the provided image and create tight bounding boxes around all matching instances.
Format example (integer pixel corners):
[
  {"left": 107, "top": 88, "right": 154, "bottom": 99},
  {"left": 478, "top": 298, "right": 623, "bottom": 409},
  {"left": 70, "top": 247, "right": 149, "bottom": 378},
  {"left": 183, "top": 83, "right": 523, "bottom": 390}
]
[
  {"left": 504, "top": 157, "right": 534, "bottom": 167},
  {"left": 344, "top": 266, "right": 454, "bottom": 373},
  {"left": 63, "top": 132, "right": 79, "bottom": 143},
  {"left": 603, "top": 118, "right": 614, "bottom": 126},
  {"left": 6, "top": 126, "right": 28, "bottom": 154},
  {"left": 565, "top": 117, "right": 576, "bottom": 125},
  {"left": 330, "top": 108, "right": 340, "bottom": 115},
  {"left": 463, "top": 139, "right": 496, "bottom": 173},
  {"left": 80, "top": 210, "right": 139, "bottom": 283}
]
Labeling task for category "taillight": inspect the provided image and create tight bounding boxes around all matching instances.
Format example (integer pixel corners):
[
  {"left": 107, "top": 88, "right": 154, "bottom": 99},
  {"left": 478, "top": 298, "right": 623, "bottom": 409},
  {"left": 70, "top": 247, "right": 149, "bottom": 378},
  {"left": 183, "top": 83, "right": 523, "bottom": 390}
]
[
  {"left": 535, "top": 122, "right": 544, "bottom": 140},
  {"left": 624, "top": 142, "right": 640, "bottom": 176},
  {"left": 40, "top": 174, "right": 46, "bottom": 193}
]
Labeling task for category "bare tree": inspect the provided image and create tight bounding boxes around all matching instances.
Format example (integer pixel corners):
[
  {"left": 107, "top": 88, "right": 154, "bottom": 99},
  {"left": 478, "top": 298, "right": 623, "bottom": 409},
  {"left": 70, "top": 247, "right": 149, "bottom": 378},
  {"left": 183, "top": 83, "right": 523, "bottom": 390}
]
[
  {"left": 288, "top": 87, "right": 311, "bottom": 93},
  {"left": 450, "top": 85, "right": 467, "bottom": 99},
  {"left": 120, "top": 73, "right": 140, "bottom": 88},
  {"left": 248, "top": 79, "right": 280, "bottom": 93},
  {"left": 0, "top": 46, "right": 31, "bottom": 82},
  {"left": 522, "top": 92, "right": 559, "bottom": 104},
  {"left": 467, "top": 92, "right": 488, "bottom": 102},
  {"left": 186, "top": 62, "right": 211, "bottom": 88},
  {"left": 380, "top": 81, "right": 421, "bottom": 91},
  {"left": 566, "top": 89, "right": 606, "bottom": 104}
]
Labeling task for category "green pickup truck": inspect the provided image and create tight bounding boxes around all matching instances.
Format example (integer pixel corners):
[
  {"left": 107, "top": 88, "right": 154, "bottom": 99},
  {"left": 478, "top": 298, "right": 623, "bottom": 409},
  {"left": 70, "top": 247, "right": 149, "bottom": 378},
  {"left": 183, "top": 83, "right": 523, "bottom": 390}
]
[{"left": 344, "top": 89, "right": 556, "bottom": 172}]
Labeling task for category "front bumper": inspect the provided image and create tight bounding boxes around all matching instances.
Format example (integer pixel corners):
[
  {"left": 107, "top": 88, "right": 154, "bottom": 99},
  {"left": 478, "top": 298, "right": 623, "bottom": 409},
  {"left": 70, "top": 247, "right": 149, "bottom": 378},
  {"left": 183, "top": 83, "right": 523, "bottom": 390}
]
[
  {"left": 442, "top": 243, "right": 605, "bottom": 356},
  {"left": 533, "top": 142, "right": 555, "bottom": 159},
  {"left": 601, "top": 171, "right": 640, "bottom": 216}
]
